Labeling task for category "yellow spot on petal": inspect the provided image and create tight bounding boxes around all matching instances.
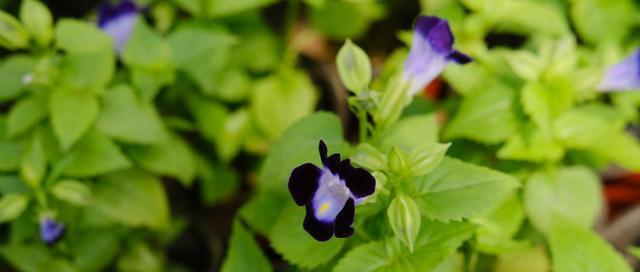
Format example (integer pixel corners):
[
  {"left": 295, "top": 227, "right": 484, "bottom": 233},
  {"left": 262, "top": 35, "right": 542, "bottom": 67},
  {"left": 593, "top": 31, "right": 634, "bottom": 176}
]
[{"left": 318, "top": 202, "right": 330, "bottom": 214}]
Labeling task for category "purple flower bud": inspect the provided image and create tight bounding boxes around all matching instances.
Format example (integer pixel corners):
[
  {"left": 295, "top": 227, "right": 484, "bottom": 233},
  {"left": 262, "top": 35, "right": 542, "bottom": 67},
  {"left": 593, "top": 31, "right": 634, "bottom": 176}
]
[
  {"left": 40, "top": 217, "right": 65, "bottom": 245},
  {"left": 403, "top": 16, "right": 471, "bottom": 96},
  {"left": 598, "top": 49, "right": 640, "bottom": 92},
  {"left": 288, "top": 140, "right": 375, "bottom": 241},
  {"left": 97, "top": 0, "right": 141, "bottom": 53}
]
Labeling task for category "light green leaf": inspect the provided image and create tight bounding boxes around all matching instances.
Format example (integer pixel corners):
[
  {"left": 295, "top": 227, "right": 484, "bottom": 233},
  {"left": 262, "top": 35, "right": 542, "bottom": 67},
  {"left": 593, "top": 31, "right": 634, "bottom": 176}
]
[
  {"left": 350, "top": 143, "right": 386, "bottom": 171},
  {"left": 549, "top": 223, "right": 631, "bottom": 272},
  {"left": 494, "top": 246, "right": 549, "bottom": 272},
  {"left": 61, "top": 49, "right": 115, "bottom": 92},
  {"left": 472, "top": 192, "right": 526, "bottom": 254},
  {"left": 50, "top": 89, "right": 99, "bottom": 150},
  {"left": 117, "top": 242, "right": 163, "bottom": 272},
  {"left": 0, "top": 194, "right": 28, "bottom": 223},
  {"left": 376, "top": 114, "right": 439, "bottom": 153},
  {"left": 90, "top": 170, "right": 169, "bottom": 229},
  {"left": 336, "top": 39, "right": 371, "bottom": 93},
  {"left": 309, "top": 0, "right": 382, "bottom": 39},
  {"left": 216, "top": 109, "right": 250, "bottom": 162},
  {"left": 70, "top": 230, "right": 120, "bottom": 272},
  {"left": 269, "top": 204, "right": 345, "bottom": 269},
  {"left": 432, "top": 252, "right": 464, "bottom": 272},
  {"left": 415, "top": 157, "right": 519, "bottom": 221},
  {"left": 7, "top": 94, "right": 48, "bottom": 138},
  {"left": 491, "top": 0, "right": 568, "bottom": 36},
  {"left": 628, "top": 246, "right": 640, "bottom": 260},
  {"left": 238, "top": 192, "right": 286, "bottom": 235},
  {"left": 126, "top": 134, "right": 196, "bottom": 186},
  {"left": 0, "top": 140, "right": 23, "bottom": 172},
  {"left": 20, "top": 133, "right": 46, "bottom": 188},
  {"left": 221, "top": 220, "right": 272, "bottom": 272},
  {"left": 0, "top": 55, "right": 35, "bottom": 102},
  {"left": 55, "top": 19, "right": 112, "bottom": 53},
  {"left": 97, "top": 85, "right": 168, "bottom": 144},
  {"left": 250, "top": 69, "right": 317, "bottom": 140},
  {"left": 20, "top": 0, "right": 53, "bottom": 46},
  {"left": 0, "top": 244, "right": 75, "bottom": 272},
  {"left": 333, "top": 220, "right": 475, "bottom": 272},
  {"left": 122, "top": 19, "right": 171, "bottom": 71},
  {"left": 168, "top": 26, "right": 235, "bottom": 94},
  {"left": 207, "top": 0, "right": 278, "bottom": 17},
  {"left": 50, "top": 179, "right": 91, "bottom": 206},
  {"left": 0, "top": 11, "right": 29, "bottom": 50},
  {"left": 388, "top": 194, "right": 421, "bottom": 252},
  {"left": 197, "top": 158, "right": 238, "bottom": 205},
  {"left": 62, "top": 130, "right": 131, "bottom": 178},
  {"left": 445, "top": 84, "right": 517, "bottom": 144},
  {"left": 524, "top": 166, "right": 601, "bottom": 233},
  {"left": 570, "top": 0, "right": 635, "bottom": 45},
  {"left": 186, "top": 94, "right": 228, "bottom": 143}
]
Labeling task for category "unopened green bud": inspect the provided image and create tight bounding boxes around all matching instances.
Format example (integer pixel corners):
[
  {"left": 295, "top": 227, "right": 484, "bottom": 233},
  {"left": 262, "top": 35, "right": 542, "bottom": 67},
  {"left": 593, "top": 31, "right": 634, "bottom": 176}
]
[{"left": 336, "top": 39, "right": 371, "bottom": 94}]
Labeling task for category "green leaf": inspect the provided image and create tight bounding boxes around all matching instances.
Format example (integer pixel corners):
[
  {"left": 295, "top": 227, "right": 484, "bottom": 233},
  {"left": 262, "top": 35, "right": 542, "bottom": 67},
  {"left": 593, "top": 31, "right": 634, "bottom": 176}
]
[
  {"left": 7, "top": 94, "right": 48, "bottom": 138},
  {"left": 90, "top": 170, "right": 169, "bottom": 229},
  {"left": 333, "top": 220, "right": 475, "bottom": 271},
  {"left": 388, "top": 194, "right": 422, "bottom": 252},
  {"left": 50, "top": 179, "right": 91, "bottom": 206},
  {"left": 336, "top": 39, "right": 371, "bottom": 93},
  {"left": 570, "top": 0, "right": 635, "bottom": 46},
  {"left": 70, "top": 230, "right": 120, "bottom": 272},
  {"left": 55, "top": 19, "right": 112, "bottom": 53},
  {"left": 309, "top": 0, "right": 382, "bottom": 39},
  {"left": 122, "top": 19, "right": 171, "bottom": 71},
  {"left": 258, "top": 112, "right": 346, "bottom": 194},
  {"left": 269, "top": 204, "right": 345, "bottom": 269},
  {"left": 97, "top": 85, "right": 168, "bottom": 144},
  {"left": 250, "top": 69, "right": 317, "bottom": 140},
  {"left": 221, "top": 220, "right": 272, "bottom": 272},
  {"left": 238, "top": 192, "right": 285, "bottom": 235},
  {"left": 60, "top": 49, "right": 115, "bottom": 92},
  {"left": 168, "top": 26, "right": 235, "bottom": 94},
  {"left": 0, "top": 55, "right": 35, "bottom": 102},
  {"left": 554, "top": 105, "right": 640, "bottom": 170},
  {"left": 524, "top": 166, "right": 601, "bottom": 233},
  {"left": 498, "top": 125, "right": 564, "bottom": 162},
  {"left": 0, "top": 140, "right": 23, "bottom": 172},
  {"left": 126, "top": 134, "right": 196, "bottom": 186},
  {"left": 376, "top": 114, "right": 439, "bottom": 153},
  {"left": 0, "top": 244, "right": 75, "bottom": 272},
  {"left": 20, "top": 133, "right": 46, "bottom": 188},
  {"left": 19, "top": 0, "right": 53, "bottom": 46},
  {"left": 432, "top": 252, "right": 464, "bottom": 272},
  {"left": 0, "top": 193, "right": 28, "bottom": 223},
  {"left": 50, "top": 89, "right": 99, "bottom": 150},
  {"left": 207, "top": 0, "right": 278, "bottom": 17},
  {"left": 350, "top": 143, "right": 387, "bottom": 171},
  {"left": 628, "top": 246, "right": 640, "bottom": 260},
  {"left": 445, "top": 84, "right": 517, "bottom": 144},
  {"left": 186, "top": 94, "right": 228, "bottom": 143},
  {"left": 490, "top": 0, "right": 568, "bottom": 36},
  {"left": 472, "top": 192, "right": 526, "bottom": 254},
  {"left": 415, "top": 157, "right": 519, "bottom": 221},
  {"left": 117, "top": 242, "right": 163, "bottom": 272},
  {"left": 494, "top": 246, "right": 549, "bottom": 272},
  {"left": 197, "top": 158, "right": 238, "bottom": 205},
  {"left": 0, "top": 11, "right": 29, "bottom": 50},
  {"left": 61, "top": 130, "right": 131, "bottom": 178},
  {"left": 549, "top": 223, "right": 631, "bottom": 272},
  {"left": 216, "top": 109, "right": 250, "bottom": 162}
]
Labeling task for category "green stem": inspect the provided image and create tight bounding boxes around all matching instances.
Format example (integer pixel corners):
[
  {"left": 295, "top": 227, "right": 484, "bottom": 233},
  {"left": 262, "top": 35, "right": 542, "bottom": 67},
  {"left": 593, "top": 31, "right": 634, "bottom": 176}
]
[{"left": 358, "top": 110, "right": 368, "bottom": 143}]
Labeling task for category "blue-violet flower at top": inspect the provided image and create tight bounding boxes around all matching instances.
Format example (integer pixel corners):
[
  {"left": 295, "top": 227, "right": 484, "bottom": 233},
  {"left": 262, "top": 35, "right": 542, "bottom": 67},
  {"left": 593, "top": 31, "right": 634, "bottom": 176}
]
[
  {"left": 40, "top": 217, "right": 65, "bottom": 245},
  {"left": 598, "top": 49, "right": 640, "bottom": 92},
  {"left": 288, "top": 140, "right": 375, "bottom": 241},
  {"left": 403, "top": 15, "right": 471, "bottom": 96},
  {"left": 97, "top": 0, "right": 141, "bottom": 53}
]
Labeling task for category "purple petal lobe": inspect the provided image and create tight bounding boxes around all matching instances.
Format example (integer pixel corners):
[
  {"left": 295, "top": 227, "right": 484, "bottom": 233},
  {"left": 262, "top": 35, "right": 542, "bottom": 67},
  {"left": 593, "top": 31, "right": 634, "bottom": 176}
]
[
  {"left": 40, "top": 218, "right": 66, "bottom": 245},
  {"left": 303, "top": 204, "right": 334, "bottom": 241},
  {"left": 598, "top": 49, "right": 640, "bottom": 92},
  {"left": 339, "top": 161, "right": 375, "bottom": 198},
  {"left": 326, "top": 154, "right": 341, "bottom": 174},
  {"left": 418, "top": 16, "right": 454, "bottom": 54},
  {"left": 97, "top": 0, "right": 140, "bottom": 53},
  {"left": 319, "top": 140, "right": 328, "bottom": 165},
  {"left": 312, "top": 170, "right": 350, "bottom": 223},
  {"left": 334, "top": 198, "right": 355, "bottom": 238},
  {"left": 448, "top": 50, "right": 472, "bottom": 64},
  {"left": 289, "top": 163, "right": 322, "bottom": 206}
]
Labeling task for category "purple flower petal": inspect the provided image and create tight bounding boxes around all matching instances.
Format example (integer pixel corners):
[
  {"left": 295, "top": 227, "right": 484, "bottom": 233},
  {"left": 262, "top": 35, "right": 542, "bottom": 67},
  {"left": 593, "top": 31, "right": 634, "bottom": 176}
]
[
  {"left": 303, "top": 204, "right": 334, "bottom": 241},
  {"left": 403, "top": 15, "right": 470, "bottom": 96},
  {"left": 598, "top": 49, "right": 640, "bottom": 92},
  {"left": 97, "top": 0, "right": 141, "bottom": 53},
  {"left": 40, "top": 217, "right": 65, "bottom": 245},
  {"left": 334, "top": 198, "right": 355, "bottom": 238},
  {"left": 312, "top": 170, "right": 350, "bottom": 223},
  {"left": 288, "top": 163, "right": 321, "bottom": 206},
  {"left": 338, "top": 159, "right": 375, "bottom": 199}
]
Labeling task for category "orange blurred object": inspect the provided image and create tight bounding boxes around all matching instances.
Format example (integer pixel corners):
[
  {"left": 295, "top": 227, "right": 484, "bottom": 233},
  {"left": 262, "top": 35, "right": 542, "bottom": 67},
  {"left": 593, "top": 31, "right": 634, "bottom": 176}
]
[{"left": 422, "top": 78, "right": 443, "bottom": 100}]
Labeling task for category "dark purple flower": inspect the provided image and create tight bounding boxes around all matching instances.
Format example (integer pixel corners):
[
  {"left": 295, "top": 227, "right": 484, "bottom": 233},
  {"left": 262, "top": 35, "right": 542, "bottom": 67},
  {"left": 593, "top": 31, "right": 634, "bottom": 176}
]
[
  {"left": 40, "top": 217, "right": 65, "bottom": 245},
  {"left": 403, "top": 15, "right": 471, "bottom": 95},
  {"left": 598, "top": 49, "right": 640, "bottom": 92},
  {"left": 97, "top": 0, "right": 141, "bottom": 53},
  {"left": 288, "top": 140, "right": 375, "bottom": 241}
]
